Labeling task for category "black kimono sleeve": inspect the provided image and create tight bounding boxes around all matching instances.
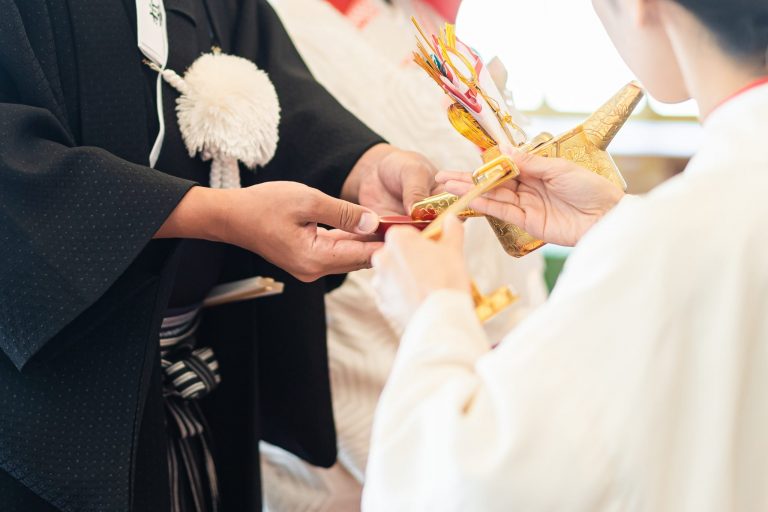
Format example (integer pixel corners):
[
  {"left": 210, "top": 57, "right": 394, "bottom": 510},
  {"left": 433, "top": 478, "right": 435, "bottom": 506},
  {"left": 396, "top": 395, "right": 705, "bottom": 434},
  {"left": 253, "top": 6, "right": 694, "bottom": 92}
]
[
  {"left": 0, "top": 3, "right": 194, "bottom": 370},
  {"left": 233, "top": 0, "right": 386, "bottom": 196}
]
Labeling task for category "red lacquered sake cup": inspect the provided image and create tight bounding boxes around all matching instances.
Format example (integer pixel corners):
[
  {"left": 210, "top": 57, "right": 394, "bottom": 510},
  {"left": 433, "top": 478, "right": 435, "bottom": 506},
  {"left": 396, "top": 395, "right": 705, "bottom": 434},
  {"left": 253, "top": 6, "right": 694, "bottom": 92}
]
[{"left": 375, "top": 215, "right": 432, "bottom": 238}]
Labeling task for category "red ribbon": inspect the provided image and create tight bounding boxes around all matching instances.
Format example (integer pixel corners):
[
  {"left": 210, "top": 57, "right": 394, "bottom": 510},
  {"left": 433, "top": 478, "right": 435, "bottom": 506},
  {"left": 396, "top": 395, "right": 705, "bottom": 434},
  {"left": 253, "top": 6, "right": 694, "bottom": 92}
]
[
  {"left": 326, "top": 0, "right": 463, "bottom": 23},
  {"left": 421, "top": 0, "right": 462, "bottom": 23},
  {"left": 709, "top": 76, "right": 768, "bottom": 118}
]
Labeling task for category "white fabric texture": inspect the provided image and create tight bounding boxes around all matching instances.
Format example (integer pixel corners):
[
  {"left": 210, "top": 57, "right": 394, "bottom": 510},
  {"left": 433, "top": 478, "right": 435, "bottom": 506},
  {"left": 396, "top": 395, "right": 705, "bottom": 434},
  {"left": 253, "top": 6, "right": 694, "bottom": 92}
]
[
  {"left": 261, "top": 1, "right": 548, "bottom": 510},
  {"left": 362, "top": 84, "right": 768, "bottom": 512},
  {"left": 159, "top": 52, "right": 281, "bottom": 188}
]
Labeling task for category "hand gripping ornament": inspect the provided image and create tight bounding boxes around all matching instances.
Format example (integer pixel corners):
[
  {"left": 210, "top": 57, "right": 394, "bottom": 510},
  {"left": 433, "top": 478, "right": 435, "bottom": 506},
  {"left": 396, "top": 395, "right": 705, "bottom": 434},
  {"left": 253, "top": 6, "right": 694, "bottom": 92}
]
[{"left": 409, "top": 19, "right": 644, "bottom": 321}]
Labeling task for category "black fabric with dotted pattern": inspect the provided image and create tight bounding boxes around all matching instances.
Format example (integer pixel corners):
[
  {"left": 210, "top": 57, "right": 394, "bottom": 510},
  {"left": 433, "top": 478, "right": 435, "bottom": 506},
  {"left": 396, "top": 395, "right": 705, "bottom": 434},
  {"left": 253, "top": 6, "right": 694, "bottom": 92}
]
[
  {"left": 0, "top": 0, "right": 386, "bottom": 510},
  {"left": 0, "top": 0, "right": 192, "bottom": 510}
]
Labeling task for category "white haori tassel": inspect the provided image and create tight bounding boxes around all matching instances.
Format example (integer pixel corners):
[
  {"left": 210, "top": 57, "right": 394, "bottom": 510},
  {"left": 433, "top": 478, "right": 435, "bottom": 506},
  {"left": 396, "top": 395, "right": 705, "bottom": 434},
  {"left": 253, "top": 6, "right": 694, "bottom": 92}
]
[{"left": 150, "top": 50, "right": 281, "bottom": 188}]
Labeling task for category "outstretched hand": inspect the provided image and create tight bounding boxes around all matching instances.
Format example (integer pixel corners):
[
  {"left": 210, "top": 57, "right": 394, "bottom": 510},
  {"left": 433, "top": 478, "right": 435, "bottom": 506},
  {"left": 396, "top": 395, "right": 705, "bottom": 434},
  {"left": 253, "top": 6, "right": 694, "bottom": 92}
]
[
  {"left": 158, "top": 182, "right": 384, "bottom": 282},
  {"left": 437, "top": 152, "right": 625, "bottom": 246},
  {"left": 342, "top": 144, "right": 438, "bottom": 215},
  {"left": 224, "top": 182, "right": 385, "bottom": 282}
]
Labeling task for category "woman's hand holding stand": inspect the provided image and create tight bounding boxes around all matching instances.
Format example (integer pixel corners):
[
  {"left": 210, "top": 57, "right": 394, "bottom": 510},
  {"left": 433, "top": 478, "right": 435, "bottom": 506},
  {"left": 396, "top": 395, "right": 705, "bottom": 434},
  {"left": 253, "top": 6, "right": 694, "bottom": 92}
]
[
  {"left": 437, "top": 152, "right": 626, "bottom": 247},
  {"left": 372, "top": 152, "right": 626, "bottom": 329}
]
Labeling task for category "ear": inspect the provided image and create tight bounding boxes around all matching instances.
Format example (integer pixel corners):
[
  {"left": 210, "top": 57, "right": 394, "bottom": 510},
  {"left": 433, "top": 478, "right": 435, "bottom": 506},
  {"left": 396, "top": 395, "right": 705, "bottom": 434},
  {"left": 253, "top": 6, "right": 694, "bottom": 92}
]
[{"left": 635, "top": 0, "right": 666, "bottom": 27}]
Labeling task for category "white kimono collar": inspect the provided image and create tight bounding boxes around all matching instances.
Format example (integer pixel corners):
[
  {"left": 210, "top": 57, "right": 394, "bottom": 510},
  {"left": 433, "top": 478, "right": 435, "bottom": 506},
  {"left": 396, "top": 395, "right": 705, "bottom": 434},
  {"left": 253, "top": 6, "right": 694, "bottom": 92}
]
[{"left": 688, "top": 82, "right": 768, "bottom": 177}]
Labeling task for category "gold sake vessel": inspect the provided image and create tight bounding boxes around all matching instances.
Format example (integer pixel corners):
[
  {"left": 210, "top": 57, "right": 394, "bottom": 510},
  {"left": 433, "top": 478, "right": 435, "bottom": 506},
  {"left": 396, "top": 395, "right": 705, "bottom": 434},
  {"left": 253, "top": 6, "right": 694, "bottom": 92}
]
[{"left": 412, "top": 81, "right": 645, "bottom": 257}]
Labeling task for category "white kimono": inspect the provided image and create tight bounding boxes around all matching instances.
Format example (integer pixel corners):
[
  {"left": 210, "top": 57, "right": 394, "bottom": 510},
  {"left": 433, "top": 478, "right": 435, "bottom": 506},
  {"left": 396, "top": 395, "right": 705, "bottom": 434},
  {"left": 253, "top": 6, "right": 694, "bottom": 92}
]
[
  {"left": 363, "top": 84, "right": 768, "bottom": 512},
  {"left": 261, "top": 1, "right": 548, "bottom": 511}
]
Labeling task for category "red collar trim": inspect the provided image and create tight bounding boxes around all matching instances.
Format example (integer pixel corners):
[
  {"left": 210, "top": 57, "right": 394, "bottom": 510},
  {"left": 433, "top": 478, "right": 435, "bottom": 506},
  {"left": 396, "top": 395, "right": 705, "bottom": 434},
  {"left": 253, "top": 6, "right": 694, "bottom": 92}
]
[{"left": 708, "top": 76, "right": 768, "bottom": 118}]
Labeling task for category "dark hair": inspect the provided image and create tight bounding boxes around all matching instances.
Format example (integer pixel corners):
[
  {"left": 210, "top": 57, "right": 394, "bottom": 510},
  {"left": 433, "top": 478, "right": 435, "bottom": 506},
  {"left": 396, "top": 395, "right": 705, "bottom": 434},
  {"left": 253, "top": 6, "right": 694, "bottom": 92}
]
[{"left": 672, "top": 0, "right": 768, "bottom": 63}]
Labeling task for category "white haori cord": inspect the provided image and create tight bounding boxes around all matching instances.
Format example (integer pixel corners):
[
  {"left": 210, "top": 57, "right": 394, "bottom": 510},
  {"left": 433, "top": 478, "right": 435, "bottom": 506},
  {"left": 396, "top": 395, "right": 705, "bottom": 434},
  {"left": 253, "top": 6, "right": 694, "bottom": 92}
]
[{"left": 148, "top": 50, "right": 281, "bottom": 188}]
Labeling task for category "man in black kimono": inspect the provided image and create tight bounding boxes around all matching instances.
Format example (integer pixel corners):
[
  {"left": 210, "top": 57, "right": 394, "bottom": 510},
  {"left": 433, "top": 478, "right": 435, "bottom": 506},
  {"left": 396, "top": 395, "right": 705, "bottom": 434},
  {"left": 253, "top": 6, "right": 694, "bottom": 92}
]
[{"left": 0, "top": 0, "right": 436, "bottom": 510}]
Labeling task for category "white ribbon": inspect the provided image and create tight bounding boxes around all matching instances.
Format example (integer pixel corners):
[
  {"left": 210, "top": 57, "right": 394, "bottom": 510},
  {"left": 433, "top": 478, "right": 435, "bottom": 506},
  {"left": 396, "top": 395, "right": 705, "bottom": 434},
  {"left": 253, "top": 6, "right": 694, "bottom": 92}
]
[{"left": 136, "top": 0, "right": 169, "bottom": 167}]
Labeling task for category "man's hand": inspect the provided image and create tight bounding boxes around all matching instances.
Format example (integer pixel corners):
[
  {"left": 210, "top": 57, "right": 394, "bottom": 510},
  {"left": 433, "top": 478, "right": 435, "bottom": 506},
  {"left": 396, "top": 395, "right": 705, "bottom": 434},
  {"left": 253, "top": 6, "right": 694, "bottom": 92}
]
[
  {"left": 372, "top": 215, "right": 471, "bottom": 331},
  {"left": 342, "top": 144, "right": 438, "bottom": 215},
  {"left": 437, "top": 152, "right": 625, "bottom": 247},
  {"left": 157, "top": 182, "right": 383, "bottom": 282}
]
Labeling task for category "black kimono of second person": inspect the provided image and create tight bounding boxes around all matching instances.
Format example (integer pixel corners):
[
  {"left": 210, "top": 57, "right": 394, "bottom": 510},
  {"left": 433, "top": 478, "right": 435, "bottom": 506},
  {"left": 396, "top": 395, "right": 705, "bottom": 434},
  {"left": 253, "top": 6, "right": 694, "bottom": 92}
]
[{"left": 0, "top": 0, "right": 384, "bottom": 510}]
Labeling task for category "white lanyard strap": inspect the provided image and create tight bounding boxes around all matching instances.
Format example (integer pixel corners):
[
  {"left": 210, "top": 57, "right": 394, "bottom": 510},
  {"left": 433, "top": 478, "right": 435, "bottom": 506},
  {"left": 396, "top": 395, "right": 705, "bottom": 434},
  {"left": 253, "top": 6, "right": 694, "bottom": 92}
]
[
  {"left": 136, "top": 0, "right": 169, "bottom": 167},
  {"left": 149, "top": 73, "right": 166, "bottom": 167}
]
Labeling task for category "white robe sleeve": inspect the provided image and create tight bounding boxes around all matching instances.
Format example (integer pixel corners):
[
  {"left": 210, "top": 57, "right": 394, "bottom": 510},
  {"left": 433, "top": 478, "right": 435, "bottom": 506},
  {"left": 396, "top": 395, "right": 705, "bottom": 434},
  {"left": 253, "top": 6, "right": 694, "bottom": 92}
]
[{"left": 363, "top": 184, "right": 768, "bottom": 511}]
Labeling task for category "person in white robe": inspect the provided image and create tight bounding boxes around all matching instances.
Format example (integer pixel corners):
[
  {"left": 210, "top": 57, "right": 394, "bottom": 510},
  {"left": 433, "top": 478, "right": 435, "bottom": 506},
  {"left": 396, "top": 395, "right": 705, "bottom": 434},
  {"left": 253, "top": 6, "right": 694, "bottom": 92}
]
[
  {"left": 260, "top": 1, "right": 548, "bottom": 510},
  {"left": 365, "top": 0, "right": 768, "bottom": 510}
]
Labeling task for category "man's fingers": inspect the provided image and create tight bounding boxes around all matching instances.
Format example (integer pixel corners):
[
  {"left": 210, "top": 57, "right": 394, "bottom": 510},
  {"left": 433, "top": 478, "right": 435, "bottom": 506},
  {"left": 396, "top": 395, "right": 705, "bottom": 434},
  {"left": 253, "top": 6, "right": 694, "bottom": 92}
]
[
  {"left": 319, "top": 227, "right": 381, "bottom": 243},
  {"left": 308, "top": 191, "right": 380, "bottom": 235},
  {"left": 400, "top": 167, "right": 436, "bottom": 212},
  {"left": 430, "top": 182, "right": 447, "bottom": 195},
  {"left": 300, "top": 232, "right": 383, "bottom": 280}
]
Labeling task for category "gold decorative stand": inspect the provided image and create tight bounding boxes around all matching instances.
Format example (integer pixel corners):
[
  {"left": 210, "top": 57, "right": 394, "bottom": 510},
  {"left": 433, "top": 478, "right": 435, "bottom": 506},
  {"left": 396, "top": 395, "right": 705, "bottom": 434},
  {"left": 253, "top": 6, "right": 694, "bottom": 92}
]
[{"left": 417, "top": 82, "right": 645, "bottom": 320}]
